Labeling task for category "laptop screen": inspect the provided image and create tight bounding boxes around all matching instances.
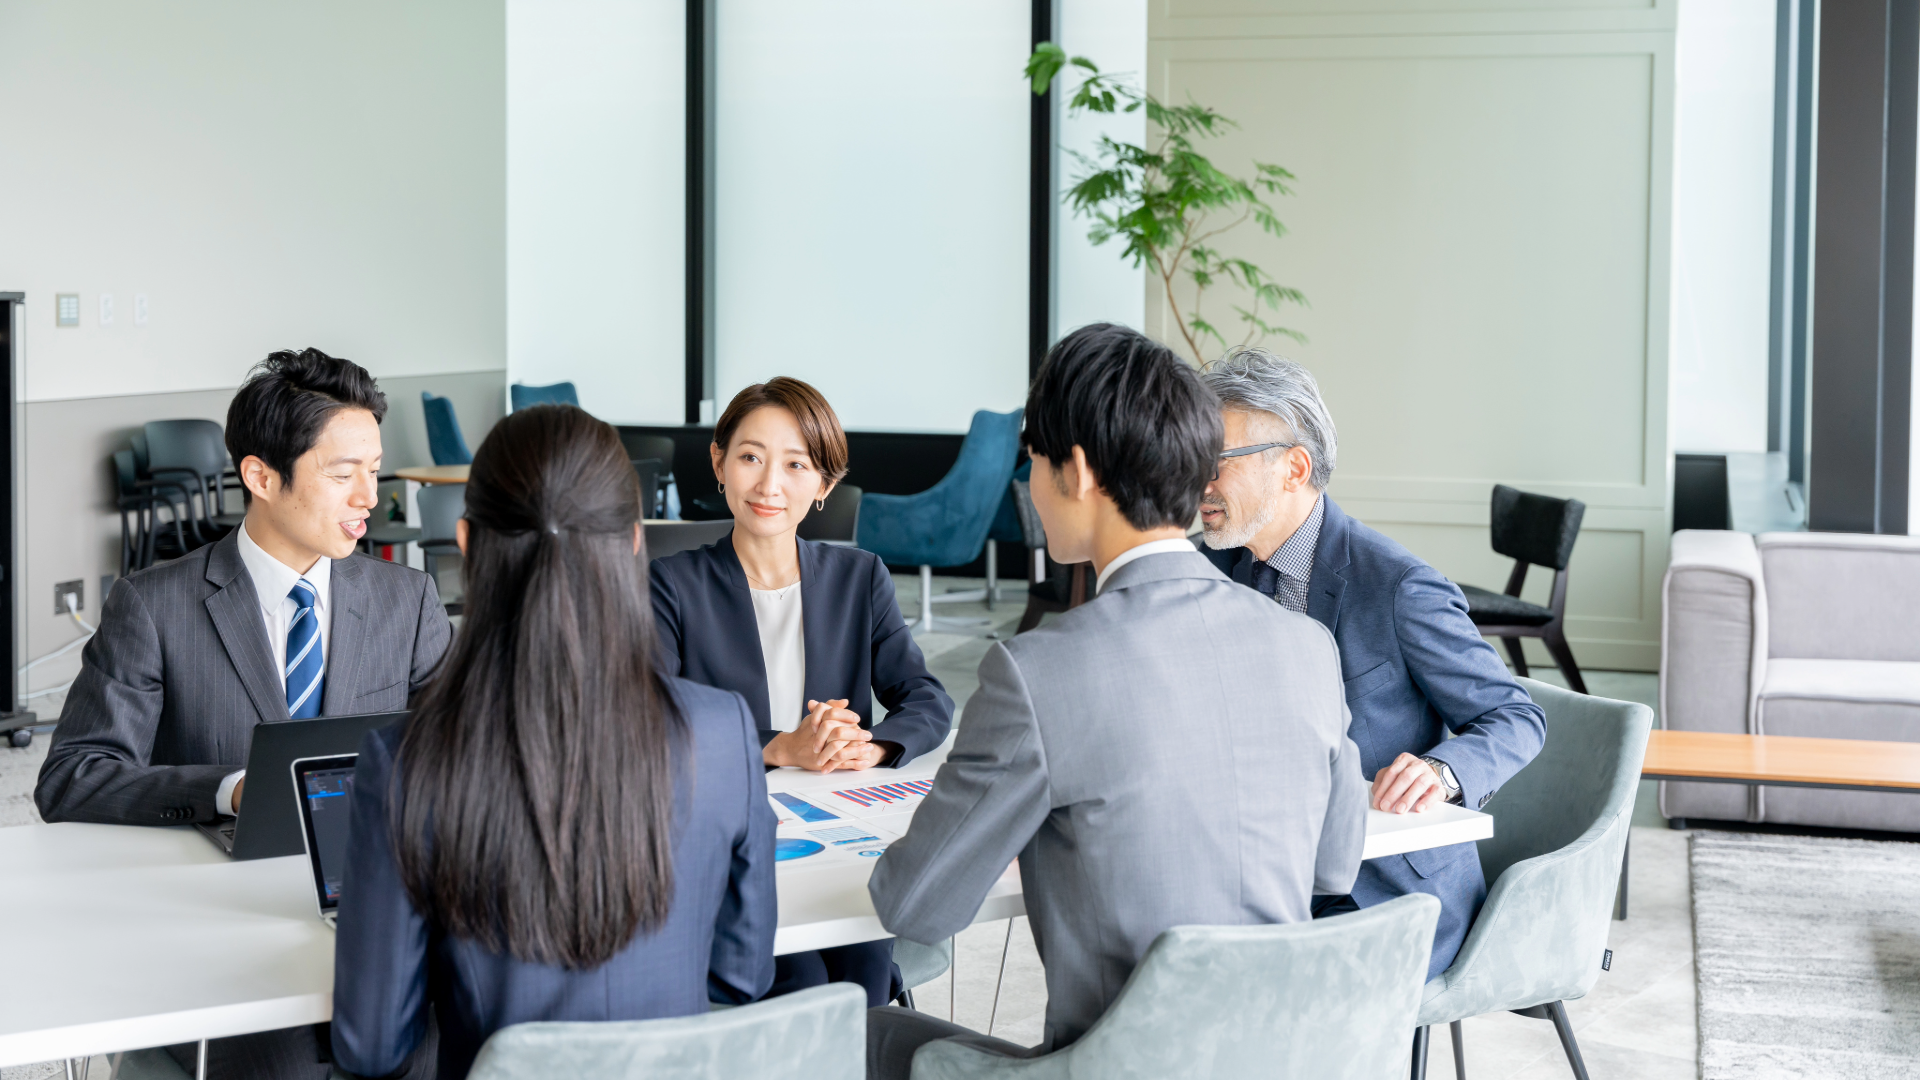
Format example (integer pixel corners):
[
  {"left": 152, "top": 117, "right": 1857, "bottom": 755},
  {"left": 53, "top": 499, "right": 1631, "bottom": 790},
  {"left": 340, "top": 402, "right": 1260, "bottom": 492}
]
[{"left": 294, "top": 756, "right": 358, "bottom": 911}]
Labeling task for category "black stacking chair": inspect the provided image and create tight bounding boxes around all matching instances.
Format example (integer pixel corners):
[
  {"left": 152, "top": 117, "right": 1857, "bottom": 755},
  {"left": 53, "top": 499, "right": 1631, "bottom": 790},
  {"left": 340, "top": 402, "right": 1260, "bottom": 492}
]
[
  {"left": 114, "top": 449, "right": 191, "bottom": 573},
  {"left": 1009, "top": 479, "right": 1090, "bottom": 634},
  {"left": 796, "top": 483, "right": 862, "bottom": 545},
  {"left": 1459, "top": 484, "right": 1588, "bottom": 694},
  {"left": 144, "top": 419, "right": 242, "bottom": 544}
]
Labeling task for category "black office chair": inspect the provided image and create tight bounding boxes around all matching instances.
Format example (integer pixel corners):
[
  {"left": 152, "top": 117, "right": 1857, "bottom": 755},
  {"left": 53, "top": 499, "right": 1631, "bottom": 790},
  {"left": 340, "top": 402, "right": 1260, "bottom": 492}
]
[
  {"left": 1009, "top": 480, "right": 1090, "bottom": 634},
  {"left": 415, "top": 482, "right": 466, "bottom": 615},
  {"left": 797, "top": 484, "right": 862, "bottom": 545},
  {"left": 643, "top": 519, "right": 734, "bottom": 559},
  {"left": 1459, "top": 484, "right": 1588, "bottom": 694},
  {"left": 631, "top": 459, "right": 665, "bottom": 521},
  {"left": 619, "top": 431, "right": 677, "bottom": 517}
]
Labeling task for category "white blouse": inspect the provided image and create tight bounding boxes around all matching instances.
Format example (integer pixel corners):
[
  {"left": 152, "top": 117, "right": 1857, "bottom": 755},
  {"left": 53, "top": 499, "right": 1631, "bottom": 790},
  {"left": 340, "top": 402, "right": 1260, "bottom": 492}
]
[{"left": 750, "top": 581, "right": 807, "bottom": 732}]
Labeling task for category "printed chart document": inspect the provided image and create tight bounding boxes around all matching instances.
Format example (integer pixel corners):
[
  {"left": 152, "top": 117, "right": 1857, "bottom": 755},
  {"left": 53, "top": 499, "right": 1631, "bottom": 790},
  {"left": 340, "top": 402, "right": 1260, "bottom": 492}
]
[{"left": 768, "top": 779, "right": 935, "bottom": 875}]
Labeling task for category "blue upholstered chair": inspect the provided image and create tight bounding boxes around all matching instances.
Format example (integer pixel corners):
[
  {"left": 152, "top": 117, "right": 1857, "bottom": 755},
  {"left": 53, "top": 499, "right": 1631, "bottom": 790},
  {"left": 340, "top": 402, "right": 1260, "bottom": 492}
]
[
  {"left": 891, "top": 937, "right": 953, "bottom": 1011},
  {"left": 463, "top": 983, "right": 864, "bottom": 1080},
  {"left": 509, "top": 381, "right": 580, "bottom": 412},
  {"left": 911, "top": 894, "right": 1440, "bottom": 1080},
  {"left": 1409, "top": 678, "right": 1652, "bottom": 1080},
  {"left": 856, "top": 409, "right": 1023, "bottom": 632},
  {"left": 421, "top": 393, "right": 473, "bottom": 466}
]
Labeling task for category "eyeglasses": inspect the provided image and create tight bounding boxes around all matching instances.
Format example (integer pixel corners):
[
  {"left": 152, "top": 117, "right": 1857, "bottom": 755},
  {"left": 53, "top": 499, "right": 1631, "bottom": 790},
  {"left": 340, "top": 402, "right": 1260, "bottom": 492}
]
[{"left": 1211, "top": 442, "right": 1294, "bottom": 482}]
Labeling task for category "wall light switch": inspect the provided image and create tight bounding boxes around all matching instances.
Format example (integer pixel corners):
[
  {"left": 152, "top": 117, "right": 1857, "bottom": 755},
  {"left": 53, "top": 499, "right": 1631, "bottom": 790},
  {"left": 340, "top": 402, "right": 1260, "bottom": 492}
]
[
  {"left": 98, "top": 293, "right": 114, "bottom": 327},
  {"left": 134, "top": 293, "right": 149, "bottom": 326},
  {"left": 55, "top": 294, "right": 79, "bottom": 328}
]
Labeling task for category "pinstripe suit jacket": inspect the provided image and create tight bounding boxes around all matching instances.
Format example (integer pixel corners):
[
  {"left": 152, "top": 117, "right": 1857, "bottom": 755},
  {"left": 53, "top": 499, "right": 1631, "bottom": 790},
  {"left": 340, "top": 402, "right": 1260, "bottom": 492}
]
[{"left": 35, "top": 530, "right": 453, "bottom": 826}]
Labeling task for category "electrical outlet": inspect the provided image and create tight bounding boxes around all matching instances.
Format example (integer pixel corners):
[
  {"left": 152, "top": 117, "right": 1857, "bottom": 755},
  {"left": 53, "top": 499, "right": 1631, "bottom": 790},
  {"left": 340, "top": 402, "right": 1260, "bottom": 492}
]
[{"left": 54, "top": 580, "right": 83, "bottom": 616}]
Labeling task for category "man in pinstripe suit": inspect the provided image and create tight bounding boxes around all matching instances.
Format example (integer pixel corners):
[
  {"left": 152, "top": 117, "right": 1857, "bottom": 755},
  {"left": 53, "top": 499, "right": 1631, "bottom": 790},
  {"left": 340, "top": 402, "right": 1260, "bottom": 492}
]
[{"left": 37, "top": 349, "right": 452, "bottom": 1078}]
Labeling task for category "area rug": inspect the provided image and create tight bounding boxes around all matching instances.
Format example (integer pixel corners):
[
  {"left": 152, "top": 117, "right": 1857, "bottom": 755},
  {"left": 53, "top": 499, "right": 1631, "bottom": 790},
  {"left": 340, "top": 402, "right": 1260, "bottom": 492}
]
[{"left": 1692, "top": 830, "right": 1920, "bottom": 1078}]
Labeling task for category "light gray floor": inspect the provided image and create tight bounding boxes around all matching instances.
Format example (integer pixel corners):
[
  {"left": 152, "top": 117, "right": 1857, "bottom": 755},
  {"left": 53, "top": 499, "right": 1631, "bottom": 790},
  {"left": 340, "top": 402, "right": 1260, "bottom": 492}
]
[{"left": 0, "top": 575, "right": 1692, "bottom": 1077}]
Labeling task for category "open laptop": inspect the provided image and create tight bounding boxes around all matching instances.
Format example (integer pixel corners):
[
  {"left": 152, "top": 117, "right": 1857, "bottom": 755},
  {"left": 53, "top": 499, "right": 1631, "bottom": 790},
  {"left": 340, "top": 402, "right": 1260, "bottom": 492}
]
[
  {"left": 195, "top": 711, "right": 404, "bottom": 860},
  {"left": 292, "top": 754, "right": 358, "bottom": 928}
]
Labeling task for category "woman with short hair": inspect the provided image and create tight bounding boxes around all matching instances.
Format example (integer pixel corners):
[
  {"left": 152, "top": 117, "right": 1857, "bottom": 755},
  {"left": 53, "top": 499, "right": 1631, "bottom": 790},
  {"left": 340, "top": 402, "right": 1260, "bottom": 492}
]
[
  {"left": 330, "top": 405, "right": 776, "bottom": 1080},
  {"left": 650, "top": 376, "right": 954, "bottom": 1006}
]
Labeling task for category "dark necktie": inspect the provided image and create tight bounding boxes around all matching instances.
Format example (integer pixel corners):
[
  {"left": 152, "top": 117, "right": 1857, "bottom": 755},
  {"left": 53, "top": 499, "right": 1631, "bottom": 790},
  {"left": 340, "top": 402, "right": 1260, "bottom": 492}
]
[{"left": 1250, "top": 560, "right": 1281, "bottom": 600}]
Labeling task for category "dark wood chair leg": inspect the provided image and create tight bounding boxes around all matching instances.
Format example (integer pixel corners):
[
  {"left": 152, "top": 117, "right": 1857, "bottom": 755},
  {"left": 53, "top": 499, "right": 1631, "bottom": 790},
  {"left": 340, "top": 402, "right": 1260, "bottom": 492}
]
[
  {"left": 1017, "top": 600, "right": 1045, "bottom": 635},
  {"left": 1450, "top": 1020, "right": 1466, "bottom": 1079},
  {"left": 1501, "top": 635, "right": 1529, "bottom": 678},
  {"left": 1542, "top": 624, "right": 1587, "bottom": 694},
  {"left": 1410, "top": 1025, "right": 1430, "bottom": 1080}
]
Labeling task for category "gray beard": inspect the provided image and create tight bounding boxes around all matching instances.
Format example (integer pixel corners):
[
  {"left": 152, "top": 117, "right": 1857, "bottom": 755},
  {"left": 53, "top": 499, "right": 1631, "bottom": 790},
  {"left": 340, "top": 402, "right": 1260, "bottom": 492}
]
[{"left": 1200, "top": 487, "right": 1283, "bottom": 551}]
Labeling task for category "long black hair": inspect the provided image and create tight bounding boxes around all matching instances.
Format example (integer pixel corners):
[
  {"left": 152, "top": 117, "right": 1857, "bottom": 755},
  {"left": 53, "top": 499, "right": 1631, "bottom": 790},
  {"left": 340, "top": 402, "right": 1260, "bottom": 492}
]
[{"left": 394, "top": 404, "right": 684, "bottom": 969}]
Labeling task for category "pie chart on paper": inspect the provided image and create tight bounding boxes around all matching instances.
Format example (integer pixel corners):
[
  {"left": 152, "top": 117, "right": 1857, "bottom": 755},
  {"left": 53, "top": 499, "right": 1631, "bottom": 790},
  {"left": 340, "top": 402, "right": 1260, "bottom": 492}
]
[{"left": 776, "top": 838, "right": 825, "bottom": 862}]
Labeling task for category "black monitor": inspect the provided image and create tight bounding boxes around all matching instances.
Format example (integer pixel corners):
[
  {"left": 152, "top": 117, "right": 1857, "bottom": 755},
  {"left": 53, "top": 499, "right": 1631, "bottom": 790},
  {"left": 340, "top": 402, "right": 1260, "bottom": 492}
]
[{"left": 292, "top": 754, "right": 359, "bottom": 915}]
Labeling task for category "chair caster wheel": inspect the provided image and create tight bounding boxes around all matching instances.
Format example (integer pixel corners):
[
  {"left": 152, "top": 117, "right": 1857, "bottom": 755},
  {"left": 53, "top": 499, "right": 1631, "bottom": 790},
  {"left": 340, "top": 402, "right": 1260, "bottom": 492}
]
[{"left": 8, "top": 729, "right": 32, "bottom": 748}]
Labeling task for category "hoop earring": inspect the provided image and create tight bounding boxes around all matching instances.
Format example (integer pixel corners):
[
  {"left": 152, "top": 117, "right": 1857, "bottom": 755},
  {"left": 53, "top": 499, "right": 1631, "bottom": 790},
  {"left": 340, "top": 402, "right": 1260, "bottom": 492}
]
[
  {"left": 815, "top": 498, "right": 825, "bottom": 511},
  {"left": 717, "top": 483, "right": 724, "bottom": 493}
]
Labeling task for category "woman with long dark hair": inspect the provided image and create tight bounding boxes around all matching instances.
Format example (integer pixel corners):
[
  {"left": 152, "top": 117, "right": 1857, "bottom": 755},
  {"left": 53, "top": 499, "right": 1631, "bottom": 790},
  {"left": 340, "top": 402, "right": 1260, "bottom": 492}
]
[
  {"left": 650, "top": 377, "right": 953, "bottom": 1008},
  {"left": 330, "top": 406, "right": 776, "bottom": 1080}
]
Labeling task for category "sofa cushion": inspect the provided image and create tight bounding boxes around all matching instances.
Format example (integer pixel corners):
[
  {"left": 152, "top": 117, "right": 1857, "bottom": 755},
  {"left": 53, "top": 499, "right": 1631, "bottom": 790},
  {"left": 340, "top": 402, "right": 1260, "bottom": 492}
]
[
  {"left": 1760, "top": 532, "right": 1920, "bottom": 661},
  {"left": 1759, "top": 658, "right": 1920, "bottom": 708}
]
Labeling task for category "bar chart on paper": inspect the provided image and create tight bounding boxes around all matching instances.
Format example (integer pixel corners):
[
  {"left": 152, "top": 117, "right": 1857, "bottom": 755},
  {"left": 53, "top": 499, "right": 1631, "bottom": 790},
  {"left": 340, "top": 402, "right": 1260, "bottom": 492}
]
[{"left": 831, "top": 779, "right": 933, "bottom": 810}]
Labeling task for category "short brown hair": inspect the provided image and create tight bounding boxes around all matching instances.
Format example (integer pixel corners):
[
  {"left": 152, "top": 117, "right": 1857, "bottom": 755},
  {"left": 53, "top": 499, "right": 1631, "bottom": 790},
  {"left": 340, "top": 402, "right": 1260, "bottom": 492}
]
[{"left": 712, "top": 377, "right": 849, "bottom": 483}]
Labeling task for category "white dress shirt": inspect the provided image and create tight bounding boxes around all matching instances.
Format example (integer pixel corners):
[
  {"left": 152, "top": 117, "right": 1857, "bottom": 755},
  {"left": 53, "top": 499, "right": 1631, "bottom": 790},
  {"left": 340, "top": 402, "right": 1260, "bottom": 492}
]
[
  {"left": 750, "top": 581, "right": 807, "bottom": 732},
  {"left": 219, "top": 522, "right": 333, "bottom": 814},
  {"left": 1095, "top": 537, "right": 1201, "bottom": 594}
]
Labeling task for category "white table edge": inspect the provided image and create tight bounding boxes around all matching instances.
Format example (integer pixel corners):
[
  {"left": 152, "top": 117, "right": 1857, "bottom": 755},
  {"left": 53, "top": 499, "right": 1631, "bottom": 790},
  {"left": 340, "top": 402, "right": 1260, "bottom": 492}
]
[{"left": 0, "top": 993, "right": 330, "bottom": 1069}]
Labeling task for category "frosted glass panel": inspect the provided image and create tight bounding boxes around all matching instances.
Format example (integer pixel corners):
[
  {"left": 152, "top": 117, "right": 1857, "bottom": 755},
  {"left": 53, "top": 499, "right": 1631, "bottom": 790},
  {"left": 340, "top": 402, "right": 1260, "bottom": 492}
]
[
  {"left": 715, "top": 0, "right": 1031, "bottom": 433},
  {"left": 508, "top": 0, "right": 685, "bottom": 424}
]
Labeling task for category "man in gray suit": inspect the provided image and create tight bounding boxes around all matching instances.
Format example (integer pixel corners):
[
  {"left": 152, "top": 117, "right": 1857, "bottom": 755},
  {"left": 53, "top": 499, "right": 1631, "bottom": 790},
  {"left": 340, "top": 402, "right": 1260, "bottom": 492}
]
[
  {"left": 37, "top": 348, "right": 451, "bottom": 1078},
  {"left": 865, "top": 324, "right": 1369, "bottom": 1077}
]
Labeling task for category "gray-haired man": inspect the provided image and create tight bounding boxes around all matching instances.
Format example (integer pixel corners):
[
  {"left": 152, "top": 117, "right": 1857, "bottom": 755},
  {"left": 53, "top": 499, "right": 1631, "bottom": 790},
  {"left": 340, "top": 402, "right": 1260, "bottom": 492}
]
[{"left": 1195, "top": 348, "right": 1544, "bottom": 979}]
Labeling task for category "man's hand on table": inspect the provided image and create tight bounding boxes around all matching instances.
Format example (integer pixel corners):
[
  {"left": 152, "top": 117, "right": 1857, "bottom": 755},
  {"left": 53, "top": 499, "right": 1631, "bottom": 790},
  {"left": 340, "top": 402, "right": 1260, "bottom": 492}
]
[
  {"left": 232, "top": 777, "right": 244, "bottom": 812},
  {"left": 764, "top": 699, "right": 878, "bottom": 773},
  {"left": 1371, "top": 753, "right": 1445, "bottom": 814}
]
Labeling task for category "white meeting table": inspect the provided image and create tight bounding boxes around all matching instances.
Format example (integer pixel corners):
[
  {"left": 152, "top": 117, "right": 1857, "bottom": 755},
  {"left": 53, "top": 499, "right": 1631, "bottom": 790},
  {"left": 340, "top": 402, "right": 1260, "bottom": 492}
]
[{"left": 0, "top": 739, "right": 1490, "bottom": 1068}]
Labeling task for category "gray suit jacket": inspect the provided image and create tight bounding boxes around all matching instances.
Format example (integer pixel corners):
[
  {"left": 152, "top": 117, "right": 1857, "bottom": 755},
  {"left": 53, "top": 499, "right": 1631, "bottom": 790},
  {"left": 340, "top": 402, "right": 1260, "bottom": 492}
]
[
  {"left": 868, "top": 549, "right": 1368, "bottom": 1050},
  {"left": 35, "top": 531, "right": 453, "bottom": 826}
]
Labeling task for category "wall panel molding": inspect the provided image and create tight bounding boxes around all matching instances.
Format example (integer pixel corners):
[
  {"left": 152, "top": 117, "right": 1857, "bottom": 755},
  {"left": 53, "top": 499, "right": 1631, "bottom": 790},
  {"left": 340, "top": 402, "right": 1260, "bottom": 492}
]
[{"left": 1154, "top": 0, "right": 1674, "bottom": 670}]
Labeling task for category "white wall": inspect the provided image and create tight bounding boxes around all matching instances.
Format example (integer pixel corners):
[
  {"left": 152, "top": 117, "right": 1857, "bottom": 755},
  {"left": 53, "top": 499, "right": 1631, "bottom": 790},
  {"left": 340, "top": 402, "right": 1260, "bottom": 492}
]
[
  {"left": 1668, "top": 0, "right": 1777, "bottom": 453},
  {"left": 506, "top": 0, "right": 686, "bottom": 425},
  {"left": 0, "top": 0, "right": 506, "bottom": 400},
  {"left": 712, "top": 0, "right": 1031, "bottom": 433},
  {"left": 1054, "top": 0, "right": 1150, "bottom": 338},
  {"left": 0, "top": 0, "right": 505, "bottom": 669}
]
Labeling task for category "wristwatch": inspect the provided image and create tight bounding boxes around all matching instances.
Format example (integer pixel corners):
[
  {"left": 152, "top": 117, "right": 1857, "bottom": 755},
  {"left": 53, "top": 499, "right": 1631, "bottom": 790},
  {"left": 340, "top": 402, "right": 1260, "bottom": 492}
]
[{"left": 1420, "top": 756, "right": 1464, "bottom": 805}]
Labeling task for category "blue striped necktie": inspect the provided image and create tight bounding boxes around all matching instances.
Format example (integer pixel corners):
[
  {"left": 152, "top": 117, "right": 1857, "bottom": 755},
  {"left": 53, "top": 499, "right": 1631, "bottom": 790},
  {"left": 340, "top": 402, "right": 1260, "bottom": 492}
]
[{"left": 285, "top": 578, "right": 324, "bottom": 719}]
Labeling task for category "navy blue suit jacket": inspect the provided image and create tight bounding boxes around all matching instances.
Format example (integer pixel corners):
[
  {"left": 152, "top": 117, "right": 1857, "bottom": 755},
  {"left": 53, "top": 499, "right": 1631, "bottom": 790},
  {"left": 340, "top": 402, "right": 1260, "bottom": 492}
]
[
  {"left": 330, "top": 681, "right": 777, "bottom": 1079},
  {"left": 1203, "top": 497, "right": 1545, "bottom": 978},
  {"left": 649, "top": 533, "right": 953, "bottom": 766}
]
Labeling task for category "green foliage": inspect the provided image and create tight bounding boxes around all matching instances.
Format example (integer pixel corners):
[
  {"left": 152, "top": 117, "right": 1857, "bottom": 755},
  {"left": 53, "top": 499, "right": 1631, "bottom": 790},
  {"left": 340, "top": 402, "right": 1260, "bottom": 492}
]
[{"left": 1027, "top": 43, "right": 1306, "bottom": 362}]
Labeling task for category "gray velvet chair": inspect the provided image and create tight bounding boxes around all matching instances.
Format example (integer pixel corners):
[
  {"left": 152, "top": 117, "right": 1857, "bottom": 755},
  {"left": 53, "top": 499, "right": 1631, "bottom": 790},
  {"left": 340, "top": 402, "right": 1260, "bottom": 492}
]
[
  {"left": 910, "top": 893, "right": 1440, "bottom": 1080},
  {"left": 464, "top": 982, "right": 865, "bottom": 1080},
  {"left": 1410, "top": 677, "right": 1651, "bottom": 1080},
  {"left": 893, "top": 937, "right": 954, "bottom": 1010}
]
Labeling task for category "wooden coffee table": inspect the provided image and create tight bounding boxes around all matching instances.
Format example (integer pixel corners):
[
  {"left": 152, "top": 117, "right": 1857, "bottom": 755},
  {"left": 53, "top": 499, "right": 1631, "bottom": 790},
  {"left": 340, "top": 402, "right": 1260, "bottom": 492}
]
[
  {"left": 1619, "top": 730, "right": 1920, "bottom": 920},
  {"left": 1642, "top": 730, "right": 1920, "bottom": 793}
]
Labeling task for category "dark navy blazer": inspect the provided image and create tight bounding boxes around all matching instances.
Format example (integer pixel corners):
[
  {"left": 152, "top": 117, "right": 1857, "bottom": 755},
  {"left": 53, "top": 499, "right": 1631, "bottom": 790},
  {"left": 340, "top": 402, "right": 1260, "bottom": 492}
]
[
  {"left": 649, "top": 532, "right": 953, "bottom": 766},
  {"left": 330, "top": 681, "right": 777, "bottom": 1080},
  {"left": 1203, "top": 497, "right": 1545, "bottom": 979}
]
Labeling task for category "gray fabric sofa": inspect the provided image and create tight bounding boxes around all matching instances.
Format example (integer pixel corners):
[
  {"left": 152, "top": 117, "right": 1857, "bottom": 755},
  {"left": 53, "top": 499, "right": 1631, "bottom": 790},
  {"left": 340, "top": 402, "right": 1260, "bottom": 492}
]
[{"left": 1661, "top": 529, "right": 1920, "bottom": 831}]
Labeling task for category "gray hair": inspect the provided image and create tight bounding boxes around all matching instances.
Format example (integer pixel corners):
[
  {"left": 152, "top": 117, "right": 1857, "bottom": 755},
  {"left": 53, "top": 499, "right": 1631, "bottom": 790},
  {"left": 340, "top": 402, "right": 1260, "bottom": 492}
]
[{"left": 1200, "top": 348, "right": 1338, "bottom": 489}]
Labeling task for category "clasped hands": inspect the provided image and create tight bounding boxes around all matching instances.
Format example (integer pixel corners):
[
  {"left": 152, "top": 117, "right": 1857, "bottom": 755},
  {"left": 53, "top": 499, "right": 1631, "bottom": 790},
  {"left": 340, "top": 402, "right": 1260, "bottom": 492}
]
[
  {"left": 763, "top": 698, "right": 886, "bottom": 773},
  {"left": 1371, "top": 752, "right": 1446, "bottom": 815}
]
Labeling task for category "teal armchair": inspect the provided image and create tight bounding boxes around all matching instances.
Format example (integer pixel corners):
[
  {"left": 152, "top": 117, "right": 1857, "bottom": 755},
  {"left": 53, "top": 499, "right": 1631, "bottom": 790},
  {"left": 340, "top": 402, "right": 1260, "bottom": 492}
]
[
  {"left": 464, "top": 983, "right": 865, "bottom": 1080},
  {"left": 912, "top": 893, "right": 1440, "bottom": 1080},
  {"left": 1411, "top": 677, "right": 1652, "bottom": 1080}
]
